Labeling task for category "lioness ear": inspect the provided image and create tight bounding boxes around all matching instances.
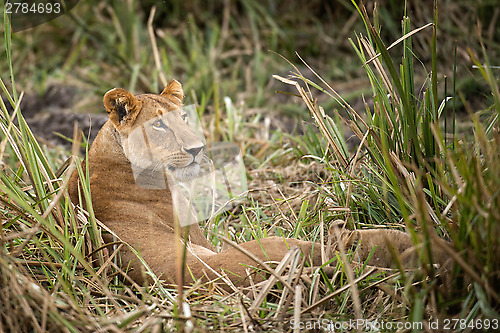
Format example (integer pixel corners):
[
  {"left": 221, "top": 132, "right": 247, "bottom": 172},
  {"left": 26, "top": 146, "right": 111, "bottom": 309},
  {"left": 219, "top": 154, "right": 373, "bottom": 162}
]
[
  {"left": 160, "top": 79, "right": 184, "bottom": 105},
  {"left": 103, "top": 88, "right": 142, "bottom": 126}
]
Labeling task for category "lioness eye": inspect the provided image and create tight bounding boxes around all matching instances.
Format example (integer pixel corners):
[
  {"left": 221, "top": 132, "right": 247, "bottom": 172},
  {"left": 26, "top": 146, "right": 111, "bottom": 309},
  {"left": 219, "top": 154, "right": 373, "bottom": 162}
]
[
  {"left": 181, "top": 114, "right": 188, "bottom": 123},
  {"left": 152, "top": 119, "right": 166, "bottom": 129}
]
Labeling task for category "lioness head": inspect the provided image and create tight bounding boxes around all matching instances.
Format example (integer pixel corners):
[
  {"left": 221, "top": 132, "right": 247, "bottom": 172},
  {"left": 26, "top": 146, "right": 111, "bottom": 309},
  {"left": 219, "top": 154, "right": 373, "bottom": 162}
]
[{"left": 103, "top": 80, "right": 205, "bottom": 181}]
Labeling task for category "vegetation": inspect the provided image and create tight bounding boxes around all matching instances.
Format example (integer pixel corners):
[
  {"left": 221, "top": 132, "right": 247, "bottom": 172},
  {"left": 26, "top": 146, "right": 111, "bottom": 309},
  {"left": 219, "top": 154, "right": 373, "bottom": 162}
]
[{"left": 1, "top": 0, "right": 499, "bottom": 331}]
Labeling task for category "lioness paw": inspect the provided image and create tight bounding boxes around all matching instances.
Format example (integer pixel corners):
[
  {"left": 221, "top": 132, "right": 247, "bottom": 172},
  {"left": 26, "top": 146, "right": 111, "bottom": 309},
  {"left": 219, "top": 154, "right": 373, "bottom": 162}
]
[{"left": 326, "top": 221, "right": 449, "bottom": 269}]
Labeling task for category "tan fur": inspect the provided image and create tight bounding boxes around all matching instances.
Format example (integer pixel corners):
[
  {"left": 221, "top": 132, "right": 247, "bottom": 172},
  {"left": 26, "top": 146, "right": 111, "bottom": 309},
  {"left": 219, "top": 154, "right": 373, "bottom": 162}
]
[
  {"left": 328, "top": 220, "right": 449, "bottom": 268},
  {"left": 69, "top": 80, "right": 448, "bottom": 287}
]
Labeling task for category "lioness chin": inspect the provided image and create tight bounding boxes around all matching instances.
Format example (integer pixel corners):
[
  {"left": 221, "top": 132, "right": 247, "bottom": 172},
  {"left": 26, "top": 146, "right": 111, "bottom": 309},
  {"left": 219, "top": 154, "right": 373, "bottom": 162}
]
[{"left": 69, "top": 80, "right": 448, "bottom": 288}]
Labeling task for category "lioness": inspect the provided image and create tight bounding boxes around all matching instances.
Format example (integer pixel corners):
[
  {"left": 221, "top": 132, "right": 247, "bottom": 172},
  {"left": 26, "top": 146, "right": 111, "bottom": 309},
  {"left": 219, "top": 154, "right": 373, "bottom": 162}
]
[{"left": 69, "top": 80, "right": 448, "bottom": 287}]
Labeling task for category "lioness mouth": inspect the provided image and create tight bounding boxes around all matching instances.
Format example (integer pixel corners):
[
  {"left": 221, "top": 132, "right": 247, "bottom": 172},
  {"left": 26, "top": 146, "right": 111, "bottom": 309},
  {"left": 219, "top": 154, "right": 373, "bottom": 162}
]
[{"left": 167, "top": 161, "right": 199, "bottom": 172}]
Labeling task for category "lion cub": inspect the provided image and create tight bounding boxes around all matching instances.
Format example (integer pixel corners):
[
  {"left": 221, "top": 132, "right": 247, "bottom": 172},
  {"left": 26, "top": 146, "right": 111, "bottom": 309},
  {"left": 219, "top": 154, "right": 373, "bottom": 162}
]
[{"left": 69, "top": 80, "right": 448, "bottom": 288}]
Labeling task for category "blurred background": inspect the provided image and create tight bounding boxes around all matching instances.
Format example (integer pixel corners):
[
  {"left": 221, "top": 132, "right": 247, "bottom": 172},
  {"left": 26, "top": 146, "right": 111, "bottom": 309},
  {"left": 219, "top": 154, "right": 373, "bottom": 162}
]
[{"left": 2, "top": 0, "right": 499, "bottom": 147}]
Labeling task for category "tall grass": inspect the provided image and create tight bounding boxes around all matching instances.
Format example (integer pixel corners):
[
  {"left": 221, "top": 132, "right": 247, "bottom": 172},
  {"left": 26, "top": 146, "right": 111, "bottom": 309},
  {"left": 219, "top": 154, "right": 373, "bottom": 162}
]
[{"left": 276, "top": 0, "right": 500, "bottom": 324}]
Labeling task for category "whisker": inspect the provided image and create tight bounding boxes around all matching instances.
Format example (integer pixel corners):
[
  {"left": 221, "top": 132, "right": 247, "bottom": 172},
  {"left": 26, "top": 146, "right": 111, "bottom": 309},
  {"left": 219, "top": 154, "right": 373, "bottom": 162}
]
[
  {"left": 152, "top": 160, "right": 165, "bottom": 172},
  {"left": 201, "top": 154, "right": 212, "bottom": 164}
]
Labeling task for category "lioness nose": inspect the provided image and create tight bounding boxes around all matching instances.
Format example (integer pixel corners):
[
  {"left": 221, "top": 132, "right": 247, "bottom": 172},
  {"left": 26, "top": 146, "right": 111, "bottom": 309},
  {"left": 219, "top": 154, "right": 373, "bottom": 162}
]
[{"left": 185, "top": 146, "right": 203, "bottom": 157}]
